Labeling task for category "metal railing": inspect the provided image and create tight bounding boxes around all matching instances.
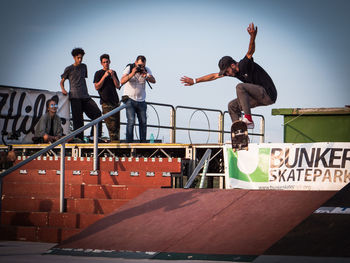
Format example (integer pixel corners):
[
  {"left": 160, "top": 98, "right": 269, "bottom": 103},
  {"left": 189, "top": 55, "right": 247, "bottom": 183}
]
[
  {"left": 184, "top": 148, "right": 212, "bottom": 189},
  {"left": 0, "top": 102, "right": 128, "bottom": 212},
  {"left": 175, "top": 106, "right": 224, "bottom": 144},
  {"left": 88, "top": 95, "right": 265, "bottom": 144},
  {"left": 146, "top": 101, "right": 176, "bottom": 143}
]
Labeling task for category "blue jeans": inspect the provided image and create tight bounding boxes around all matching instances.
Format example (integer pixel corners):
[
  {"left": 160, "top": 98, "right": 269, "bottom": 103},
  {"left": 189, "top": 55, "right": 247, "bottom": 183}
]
[{"left": 125, "top": 99, "right": 147, "bottom": 143}]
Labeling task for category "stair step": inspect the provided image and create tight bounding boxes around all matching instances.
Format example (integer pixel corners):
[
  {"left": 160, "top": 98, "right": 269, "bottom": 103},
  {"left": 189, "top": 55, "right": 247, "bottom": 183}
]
[
  {"left": 14, "top": 157, "right": 182, "bottom": 172},
  {"left": 1, "top": 211, "right": 48, "bottom": 227},
  {"left": 3, "top": 169, "right": 175, "bottom": 186},
  {"left": 1, "top": 211, "right": 105, "bottom": 229},
  {"left": 3, "top": 170, "right": 101, "bottom": 184},
  {"left": 2, "top": 181, "right": 129, "bottom": 199},
  {"left": 0, "top": 225, "right": 81, "bottom": 243},
  {"left": 47, "top": 212, "right": 105, "bottom": 229},
  {"left": 66, "top": 198, "right": 129, "bottom": 214},
  {"left": 1, "top": 196, "right": 129, "bottom": 214},
  {"left": 99, "top": 170, "right": 172, "bottom": 186},
  {"left": 2, "top": 181, "right": 156, "bottom": 200},
  {"left": 100, "top": 157, "right": 182, "bottom": 172}
]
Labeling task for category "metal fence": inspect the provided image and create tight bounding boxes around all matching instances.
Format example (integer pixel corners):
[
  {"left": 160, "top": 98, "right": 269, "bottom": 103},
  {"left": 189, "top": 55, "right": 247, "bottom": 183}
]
[{"left": 89, "top": 96, "right": 265, "bottom": 144}]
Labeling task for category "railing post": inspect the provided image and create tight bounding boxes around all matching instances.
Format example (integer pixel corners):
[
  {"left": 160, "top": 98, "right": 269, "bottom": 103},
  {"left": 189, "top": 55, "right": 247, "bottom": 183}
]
[
  {"left": 0, "top": 177, "right": 3, "bottom": 220},
  {"left": 260, "top": 116, "right": 265, "bottom": 143},
  {"left": 93, "top": 123, "right": 98, "bottom": 171},
  {"left": 60, "top": 143, "right": 65, "bottom": 213},
  {"left": 170, "top": 107, "right": 176, "bottom": 143},
  {"left": 199, "top": 158, "right": 210, "bottom": 188},
  {"left": 219, "top": 113, "right": 224, "bottom": 144}
]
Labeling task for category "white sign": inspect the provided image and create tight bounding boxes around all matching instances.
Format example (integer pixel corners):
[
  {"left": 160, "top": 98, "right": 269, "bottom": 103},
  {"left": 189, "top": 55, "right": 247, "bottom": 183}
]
[
  {"left": 224, "top": 142, "right": 350, "bottom": 191},
  {"left": 0, "top": 86, "right": 70, "bottom": 144}
]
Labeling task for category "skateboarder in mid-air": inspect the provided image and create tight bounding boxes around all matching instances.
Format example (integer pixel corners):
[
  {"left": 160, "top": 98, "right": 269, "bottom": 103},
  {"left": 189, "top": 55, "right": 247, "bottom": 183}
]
[{"left": 181, "top": 23, "right": 277, "bottom": 129}]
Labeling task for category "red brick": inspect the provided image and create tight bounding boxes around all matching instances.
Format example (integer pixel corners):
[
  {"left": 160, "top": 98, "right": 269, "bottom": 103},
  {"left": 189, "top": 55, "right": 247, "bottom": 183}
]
[
  {"left": 48, "top": 213, "right": 79, "bottom": 228},
  {"left": 0, "top": 225, "right": 38, "bottom": 241},
  {"left": 3, "top": 170, "right": 60, "bottom": 184},
  {"left": 2, "top": 181, "right": 130, "bottom": 199},
  {"left": 15, "top": 226, "right": 37, "bottom": 241},
  {"left": 99, "top": 173, "right": 122, "bottom": 185},
  {"left": 66, "top": 199, "right": 129, "bottom": 214},
  {"left": 46, "top": 212, "right": 104, "bottom": 228},
  {"left": 99, "top": 158, "right": 116, "bottom": 171},
  {"left": 14, "top": 157, "right": 96, "bottom": 171},
  {"left": 2, "top": 181, "right": 62, "bottom": 198},
  {"left": 70, "top": 184, "right": 128, "bottom": 199},
  {"left": 100, "top": 170, "right": 172, "bottom": 187},
  {"left": 66, "top": 170, "right": 100, "bottom": 185},
  {"left": 0, "top": 225, "right": 17, "bottom": 240},
  {"left": 102, "top": 158, "right": 182, "bottom": 173},
  {"left": 1, "top": 211, "right": 48, "bottom": 227},
  {"left": 15, "top": 158, "right": 60, "bottom": 170},
  {"left": 65, "top": 158, "right": 93, "bottom": 170},
  {"left": 37, "top": 226, "right": 61, "bottom": 242},
  {"left": 2, "top": 196, "right": 61, "bottom": 212}
]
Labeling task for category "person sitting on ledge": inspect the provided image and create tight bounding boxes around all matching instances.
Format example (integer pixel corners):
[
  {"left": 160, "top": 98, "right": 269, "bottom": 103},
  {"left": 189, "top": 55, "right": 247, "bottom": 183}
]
[{"left": 33, "top": 98, "right": 63, "bottom": 143}]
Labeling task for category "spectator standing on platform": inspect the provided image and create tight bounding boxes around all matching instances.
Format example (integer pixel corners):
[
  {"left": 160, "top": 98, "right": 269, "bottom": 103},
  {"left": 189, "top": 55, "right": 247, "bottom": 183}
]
[
  {"left": 93, "top": 54, "right": 121, "bottom": 142},
  {"left": 60, "top": 48, "right": 102, "bottom": 141},
  {"left": 181, "top": 23, "right": 277, "bottom": 129},
  {"left": 121, "top": 55, "right": 156, "bottom": 143},
  {"left": 33, "top": 98, "right": 63, "bottom": 143}
]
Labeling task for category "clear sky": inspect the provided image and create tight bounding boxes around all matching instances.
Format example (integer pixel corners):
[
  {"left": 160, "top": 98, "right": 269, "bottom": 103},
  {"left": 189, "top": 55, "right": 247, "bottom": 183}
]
[{"left": 0, "top": 0, "right": 349, "bottom": 143}]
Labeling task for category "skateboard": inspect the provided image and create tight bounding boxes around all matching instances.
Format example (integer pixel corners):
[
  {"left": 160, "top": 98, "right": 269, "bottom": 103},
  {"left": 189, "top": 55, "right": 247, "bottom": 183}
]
[{"left": 231, "top": 120, "right": 249, "bottom": 151}]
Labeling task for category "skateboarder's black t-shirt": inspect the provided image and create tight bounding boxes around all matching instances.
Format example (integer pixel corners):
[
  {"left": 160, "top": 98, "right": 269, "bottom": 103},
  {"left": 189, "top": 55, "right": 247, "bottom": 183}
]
[
  {"left": 235, "top": 56, "right": 277, "bottom": 103},
  {"left": 93, "top": 70, "right": 120, "bottom": 105}
]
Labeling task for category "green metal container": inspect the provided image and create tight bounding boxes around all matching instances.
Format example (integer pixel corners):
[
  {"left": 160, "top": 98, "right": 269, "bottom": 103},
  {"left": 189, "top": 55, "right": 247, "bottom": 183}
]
[{"left": 272, "top": 107, "right": 350, "bottom": 143}]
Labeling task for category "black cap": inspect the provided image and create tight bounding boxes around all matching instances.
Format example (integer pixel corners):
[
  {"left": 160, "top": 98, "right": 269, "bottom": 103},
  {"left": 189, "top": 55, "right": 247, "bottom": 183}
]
[{"left": 218, "top": 56, "right": 236, "bottom": 76}]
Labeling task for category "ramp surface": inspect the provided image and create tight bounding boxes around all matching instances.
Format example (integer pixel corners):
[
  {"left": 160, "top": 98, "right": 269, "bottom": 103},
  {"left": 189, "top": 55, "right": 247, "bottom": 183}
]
[
  {"left": 55, "top": 189, "right": 335, "bottom": 256},
  {"left": 264, "top": 183, "right": 350, "bottom": 257}
]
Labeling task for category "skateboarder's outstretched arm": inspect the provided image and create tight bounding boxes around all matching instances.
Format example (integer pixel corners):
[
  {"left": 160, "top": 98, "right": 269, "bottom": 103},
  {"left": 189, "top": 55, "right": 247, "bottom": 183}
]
[
  {"left": 246, "top": 22, "right": 257, "bottom": 59},
  {"left": 181, "top": 23, "right": 257, "bottom": 86},
  {"left": 180, "top": 73, "right": 223, "bottom": 86}
]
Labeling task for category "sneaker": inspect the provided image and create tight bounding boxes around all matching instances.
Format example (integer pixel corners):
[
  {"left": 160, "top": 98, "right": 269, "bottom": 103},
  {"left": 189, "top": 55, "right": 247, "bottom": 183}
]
[
  {"left": 71, "top": 137, "right": 84, "bottom": 143},
  {"left": 242, "top": 116, "right": 255, "bottom": 129},
  {"left": 88, "top": 137, "right": 108, "bottom": 143}
]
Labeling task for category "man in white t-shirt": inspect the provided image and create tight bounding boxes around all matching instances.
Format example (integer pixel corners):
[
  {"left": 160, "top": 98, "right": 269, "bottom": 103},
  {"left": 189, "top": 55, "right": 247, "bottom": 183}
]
[{"left": 121, "top": 55, "right": 156, "bottom": 143}]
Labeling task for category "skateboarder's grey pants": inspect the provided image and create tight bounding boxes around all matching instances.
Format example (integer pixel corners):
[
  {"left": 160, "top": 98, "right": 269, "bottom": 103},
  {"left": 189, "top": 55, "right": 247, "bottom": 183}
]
[{"left": 228, "top": 83, "right": 274, "bottom": 122}]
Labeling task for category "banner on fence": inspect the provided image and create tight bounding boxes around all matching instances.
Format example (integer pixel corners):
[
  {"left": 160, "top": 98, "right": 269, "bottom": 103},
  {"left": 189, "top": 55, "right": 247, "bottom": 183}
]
[
  {"left": 0, "top": 86, "right": 70, "bottom": 144},
  {"left": 224, "top": 142, "right": 350, "bottom": 190}
]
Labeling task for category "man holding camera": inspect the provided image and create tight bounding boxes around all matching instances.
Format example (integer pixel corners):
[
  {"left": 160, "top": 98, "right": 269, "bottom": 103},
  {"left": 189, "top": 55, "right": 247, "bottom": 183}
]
[{"left": 121, "top": 55, "right": 156, "bottom": 143}]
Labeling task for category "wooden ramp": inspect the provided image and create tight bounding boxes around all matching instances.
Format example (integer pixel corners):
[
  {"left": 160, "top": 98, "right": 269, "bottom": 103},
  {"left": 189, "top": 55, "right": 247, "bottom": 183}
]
[
  {"left": 54, "top": 188, "right": 335, "bottom": 256},
  {"left": 264, "top": 182, "right": 350, "bottom": 257}
]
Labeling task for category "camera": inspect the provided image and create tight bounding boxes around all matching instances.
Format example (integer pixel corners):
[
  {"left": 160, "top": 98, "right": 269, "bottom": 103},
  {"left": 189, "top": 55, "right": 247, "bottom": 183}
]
[{"left": 136, "top": 65, "right": 145, "bottom": 73}]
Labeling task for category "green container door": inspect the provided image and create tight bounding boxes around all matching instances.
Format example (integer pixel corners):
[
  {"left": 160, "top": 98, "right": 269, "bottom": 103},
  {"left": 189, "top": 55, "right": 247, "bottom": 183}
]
[{"left": 272, "top": 107, "right": 350, "bottom": 143}]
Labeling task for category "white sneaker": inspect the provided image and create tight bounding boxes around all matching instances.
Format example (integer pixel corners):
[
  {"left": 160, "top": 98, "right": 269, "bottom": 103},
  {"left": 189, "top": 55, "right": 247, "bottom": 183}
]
[{"left": 242, "top": 117, "right": 255, "bottom": 129}]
